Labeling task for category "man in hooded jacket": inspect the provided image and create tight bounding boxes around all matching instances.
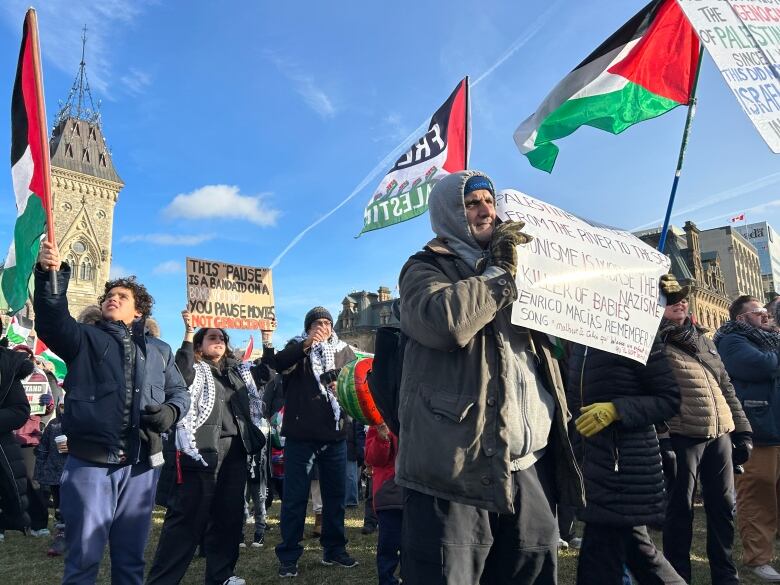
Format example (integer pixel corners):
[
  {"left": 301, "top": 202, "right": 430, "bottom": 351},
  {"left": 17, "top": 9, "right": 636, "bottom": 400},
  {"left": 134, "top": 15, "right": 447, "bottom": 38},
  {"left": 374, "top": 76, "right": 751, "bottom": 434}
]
[{"left": 396, "top": 170, "right": 583, "bottom": 584}]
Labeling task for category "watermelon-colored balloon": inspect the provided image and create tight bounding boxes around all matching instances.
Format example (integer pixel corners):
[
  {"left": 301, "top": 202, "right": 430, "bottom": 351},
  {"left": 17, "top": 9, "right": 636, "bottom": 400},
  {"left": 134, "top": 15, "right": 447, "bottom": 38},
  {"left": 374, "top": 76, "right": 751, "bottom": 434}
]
[{"left": 336, "top": 357, "right": 383, "bottom": 426}]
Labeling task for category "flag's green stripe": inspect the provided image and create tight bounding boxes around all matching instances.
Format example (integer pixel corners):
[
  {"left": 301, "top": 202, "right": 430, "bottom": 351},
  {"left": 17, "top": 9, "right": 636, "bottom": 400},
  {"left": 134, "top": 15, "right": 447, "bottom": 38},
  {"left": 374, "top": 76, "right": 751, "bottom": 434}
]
[
  {"left": 43, "top": 352, "right": 67, "bottom": 380},
  {"left": 525, "top": 82, "right": 683, "bottom": 172},
  {"left": 6, "top": 327, "right": 26, "bottom": 344},
  {"left": 1, "top": 196, "right": 45, "bottom": 312}
]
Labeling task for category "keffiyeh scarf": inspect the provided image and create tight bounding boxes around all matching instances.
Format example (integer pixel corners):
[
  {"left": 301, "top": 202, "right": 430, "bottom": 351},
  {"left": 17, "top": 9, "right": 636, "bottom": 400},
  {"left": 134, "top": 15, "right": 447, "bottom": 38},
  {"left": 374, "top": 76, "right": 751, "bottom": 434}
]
[{"left": 295, "top": 330, "right": 348, "bottom": 430}]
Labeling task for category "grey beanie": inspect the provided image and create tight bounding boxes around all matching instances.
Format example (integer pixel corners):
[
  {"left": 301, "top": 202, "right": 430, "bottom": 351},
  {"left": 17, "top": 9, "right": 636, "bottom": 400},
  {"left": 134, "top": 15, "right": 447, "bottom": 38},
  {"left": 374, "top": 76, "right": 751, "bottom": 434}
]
[{"left": 305, "top": 306, "right": 333, "bottom": 331}]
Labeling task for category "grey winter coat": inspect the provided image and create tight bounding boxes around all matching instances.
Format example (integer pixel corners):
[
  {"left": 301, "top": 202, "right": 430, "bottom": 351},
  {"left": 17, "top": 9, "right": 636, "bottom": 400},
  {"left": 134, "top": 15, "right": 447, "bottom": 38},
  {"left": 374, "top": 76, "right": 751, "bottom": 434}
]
[{"left": 395, "top": 170, "right": 583, "bottom": 514}]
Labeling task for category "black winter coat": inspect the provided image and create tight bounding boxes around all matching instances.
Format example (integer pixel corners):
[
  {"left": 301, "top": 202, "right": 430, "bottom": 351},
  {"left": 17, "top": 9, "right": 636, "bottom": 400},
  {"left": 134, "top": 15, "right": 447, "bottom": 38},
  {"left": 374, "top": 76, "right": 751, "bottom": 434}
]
[
  {"left": 33, "top": 265, "right": 190, "bottom": 465},
  {"left": 0, "top": 348, "right": 33, "bottom": 532},
  {"left": 261, "top": 341, "right": 355, "bottom": 443},
  {"left": 567, "top": 340, "right": 680, "bottom": 527}
]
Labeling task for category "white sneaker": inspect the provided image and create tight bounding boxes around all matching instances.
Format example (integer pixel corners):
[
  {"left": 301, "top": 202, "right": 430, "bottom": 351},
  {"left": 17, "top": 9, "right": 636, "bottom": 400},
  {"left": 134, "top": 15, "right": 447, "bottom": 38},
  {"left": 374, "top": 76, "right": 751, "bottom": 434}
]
[
  {"left": 30, "top": 528, "right": 50, "bottom": 537},
  {"left": 222, "top": 577, "right": 246, "bottom": 585},
  {"left": 569, "top": 537, "right": 582, "bottom": 550},
  {"left": 0, "top": 533, "right": 4, "bottom": 543},
  {"left": 751, "top": 565, "right": 780, "bottom": 582},
  {"left": 557, "top": 538, "right": 569, "bottom": 549},
  {"left": 238, "top": 542, "right": 247, "bottom": 548}
]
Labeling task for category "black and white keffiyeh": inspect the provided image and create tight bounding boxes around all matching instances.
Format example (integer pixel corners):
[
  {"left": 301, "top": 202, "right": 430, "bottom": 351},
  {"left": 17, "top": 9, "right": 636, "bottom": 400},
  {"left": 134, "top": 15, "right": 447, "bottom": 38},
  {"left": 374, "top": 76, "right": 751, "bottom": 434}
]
[
  {"left": 296, "top": 330, "right": 348, "bottom": 430},
  {"left": 176, "top": 360, "right": 266, "bottom": 465}
]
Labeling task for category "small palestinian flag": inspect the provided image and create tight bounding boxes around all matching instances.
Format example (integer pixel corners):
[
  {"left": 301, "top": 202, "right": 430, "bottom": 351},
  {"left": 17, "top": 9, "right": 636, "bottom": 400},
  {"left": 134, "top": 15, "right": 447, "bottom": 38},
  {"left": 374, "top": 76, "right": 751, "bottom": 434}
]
[
  {"left": 514, "top": 0, "right": 700, "bottom": 172},
  {"left": 34, "top": 337, "right": 67, "bottom": 381},
  {"left": 1, "top": 9, "right": 53, "bottom": 313},
  {"left": 5, "top": 314, "right": 32, "bottom": 345},
  {"left": 361, "top": 77, "right": 469, "bottom": 234}
]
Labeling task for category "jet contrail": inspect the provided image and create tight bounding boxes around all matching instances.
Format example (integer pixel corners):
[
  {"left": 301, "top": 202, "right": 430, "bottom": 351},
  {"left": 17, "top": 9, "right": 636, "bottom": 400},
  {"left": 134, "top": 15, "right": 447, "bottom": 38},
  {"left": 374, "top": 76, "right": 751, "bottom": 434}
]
[
  {"left": 270, "top": 5, "right": 560, "bottom": 269},
  {"left": 631, "top": 171, "right": 780, "bottom": 231}
]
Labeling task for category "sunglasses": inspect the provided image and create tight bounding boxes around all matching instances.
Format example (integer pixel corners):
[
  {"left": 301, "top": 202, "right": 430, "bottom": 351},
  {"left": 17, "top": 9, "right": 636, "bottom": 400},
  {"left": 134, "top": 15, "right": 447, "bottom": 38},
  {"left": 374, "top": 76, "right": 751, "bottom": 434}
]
[{"left": 741, "top": 308, "right": 768, "bottom": 317}]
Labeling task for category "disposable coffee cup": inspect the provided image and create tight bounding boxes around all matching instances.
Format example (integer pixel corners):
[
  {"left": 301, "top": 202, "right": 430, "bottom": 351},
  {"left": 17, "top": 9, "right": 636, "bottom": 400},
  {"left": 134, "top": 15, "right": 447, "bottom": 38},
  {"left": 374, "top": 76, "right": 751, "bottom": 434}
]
[{"left": 55, "top": 435, "right": 67, "bottom": 453}]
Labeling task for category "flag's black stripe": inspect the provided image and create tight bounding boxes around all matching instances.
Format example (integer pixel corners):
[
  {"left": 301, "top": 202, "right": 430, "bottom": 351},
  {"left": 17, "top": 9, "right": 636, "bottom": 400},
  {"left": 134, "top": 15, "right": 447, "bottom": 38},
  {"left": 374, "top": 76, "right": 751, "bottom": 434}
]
[
  {"left": 572, "top": 0, "right": 665, "bottom": 72},
  {"left": 10, "top": 20, "right": 29, "bottom": 167}
]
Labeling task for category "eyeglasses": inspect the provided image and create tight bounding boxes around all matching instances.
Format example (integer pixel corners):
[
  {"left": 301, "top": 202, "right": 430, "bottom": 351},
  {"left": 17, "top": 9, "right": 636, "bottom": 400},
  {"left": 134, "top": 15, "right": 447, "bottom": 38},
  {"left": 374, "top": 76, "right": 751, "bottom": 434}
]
[{"left": 741, "top": 307, "right": 768, "bottom": 317}]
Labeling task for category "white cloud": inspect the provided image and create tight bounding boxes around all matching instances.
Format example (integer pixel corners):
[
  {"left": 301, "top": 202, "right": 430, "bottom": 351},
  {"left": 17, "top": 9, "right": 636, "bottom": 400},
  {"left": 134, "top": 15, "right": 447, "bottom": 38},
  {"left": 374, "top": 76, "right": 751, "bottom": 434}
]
[
  {"left": 109, "top": 263, "right": 132, "bottom": 278},
  {"left": 266, "top": 53, "right": 337, "bottom": 119},
  {"left": 153, "top": 261, "right": 184, "bottom": 275},
  {"left": 0, "top": 1, "right": 152, "bottom": 98},
  {"left": 163, "top": 185, "right": 280, "bottom": 227},
  {"left": 119, "top": 67, "right": 152, "bottom": 95},
  {"left": 121, "top": 233, "right": 215, "bottom": 246}
]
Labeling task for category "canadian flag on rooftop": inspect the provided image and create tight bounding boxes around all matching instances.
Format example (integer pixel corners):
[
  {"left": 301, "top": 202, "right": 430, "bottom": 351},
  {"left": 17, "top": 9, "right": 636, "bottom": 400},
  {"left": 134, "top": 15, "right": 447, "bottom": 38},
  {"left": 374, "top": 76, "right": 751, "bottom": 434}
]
[{"left": 730, "top": 213, "right": 745, "bottom": 223}]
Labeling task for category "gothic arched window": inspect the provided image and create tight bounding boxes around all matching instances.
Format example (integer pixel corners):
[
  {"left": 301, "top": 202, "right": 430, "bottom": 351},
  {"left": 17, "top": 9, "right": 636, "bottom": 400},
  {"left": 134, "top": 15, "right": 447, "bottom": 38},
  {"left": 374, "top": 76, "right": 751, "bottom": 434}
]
[{"left": 80, "top": 256, "right": 94, "bottom": 281}]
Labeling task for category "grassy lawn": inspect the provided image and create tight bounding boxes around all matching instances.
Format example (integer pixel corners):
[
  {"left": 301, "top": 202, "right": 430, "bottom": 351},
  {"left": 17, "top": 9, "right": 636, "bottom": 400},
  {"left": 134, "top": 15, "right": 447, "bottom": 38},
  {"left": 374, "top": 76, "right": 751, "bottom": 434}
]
[{"left": 1, "top": 503, "right": 774, "bottom": 584}]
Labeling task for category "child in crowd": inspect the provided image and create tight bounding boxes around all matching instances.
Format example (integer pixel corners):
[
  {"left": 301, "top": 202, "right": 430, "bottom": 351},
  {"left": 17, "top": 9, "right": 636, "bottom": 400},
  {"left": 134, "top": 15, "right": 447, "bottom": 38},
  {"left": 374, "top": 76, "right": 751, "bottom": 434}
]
[
  {"left": 365, "top": 423, "right": 402, "bottom": 585},
  {"left": 34, "top": 397, "right": 68, "bottom": 556}
]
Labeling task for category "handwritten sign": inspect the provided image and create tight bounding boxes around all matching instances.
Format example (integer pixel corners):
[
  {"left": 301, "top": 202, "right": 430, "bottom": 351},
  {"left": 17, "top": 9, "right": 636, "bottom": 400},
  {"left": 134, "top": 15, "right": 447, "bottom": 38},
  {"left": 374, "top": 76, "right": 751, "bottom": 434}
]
[
  {"left": 678, "top": 0, "right": 780, "bottom": 153},
  {"left": 186, "top": 257, "right": 276, "bottom": 331},
  {"left": 497, "top": 190, "right": 671, "bottom": 364}
]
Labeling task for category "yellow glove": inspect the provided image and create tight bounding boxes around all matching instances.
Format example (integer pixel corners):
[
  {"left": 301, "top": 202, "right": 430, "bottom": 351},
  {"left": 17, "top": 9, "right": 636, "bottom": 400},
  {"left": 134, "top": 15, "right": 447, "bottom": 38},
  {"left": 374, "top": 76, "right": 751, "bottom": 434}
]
[{"left": 575, "top": 402, "right": 620, "bottom": 437}]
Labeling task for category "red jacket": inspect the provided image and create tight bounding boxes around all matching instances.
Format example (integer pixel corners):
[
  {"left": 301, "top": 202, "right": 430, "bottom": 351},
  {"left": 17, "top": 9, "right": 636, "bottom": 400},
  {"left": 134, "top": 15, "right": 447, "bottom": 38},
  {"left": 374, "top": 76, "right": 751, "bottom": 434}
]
[{"left": 365, "top": 426, "right": 402, "bottom": 511}]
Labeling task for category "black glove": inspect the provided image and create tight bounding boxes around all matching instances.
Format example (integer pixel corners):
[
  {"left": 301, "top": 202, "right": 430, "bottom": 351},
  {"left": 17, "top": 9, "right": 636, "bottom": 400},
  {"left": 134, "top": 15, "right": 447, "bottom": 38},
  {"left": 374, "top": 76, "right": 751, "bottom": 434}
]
[
  {"left": 732, "top": 432, "right": 753, "bottom": 466},
  {"left": 658, "top": 437, "right": 673, "bottom": 454},
  {"left": 252, "top": 361, "right": 272, "bottom": 385},
  {"left": 319, "top": 369, "right": 339, "bottom": 386},
  {"left": 489, "top": 221, "right": 533, "bottom": 278},
  {"left": 140, "top": 404, "right": 177, "bottom": 433}
]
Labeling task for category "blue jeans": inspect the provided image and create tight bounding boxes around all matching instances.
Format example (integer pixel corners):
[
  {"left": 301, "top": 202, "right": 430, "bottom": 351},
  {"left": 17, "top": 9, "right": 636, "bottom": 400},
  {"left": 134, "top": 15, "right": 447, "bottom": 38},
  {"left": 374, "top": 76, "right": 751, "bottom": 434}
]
[
  {"left": 345, "top": 460, "right": 359, "bottom": 506},
  {"left": 276, "top": 439, "right": 347, "bottom": 565},
  {"left": 60, "top": 456, "right": 160, "bottom": 585}
]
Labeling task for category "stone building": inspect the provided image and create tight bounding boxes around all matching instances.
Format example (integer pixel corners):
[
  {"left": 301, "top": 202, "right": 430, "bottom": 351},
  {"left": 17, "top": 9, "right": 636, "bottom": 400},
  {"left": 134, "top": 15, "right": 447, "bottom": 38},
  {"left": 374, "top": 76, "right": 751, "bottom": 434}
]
[
  {"left": 335, "top": 286, "right": 397, "bottom": 352},
  {"left": 734, "top": 221, "right": 780, "bottom": 300},
  {"left": 49, "top": 38, "right": 123, "bottom": 318},
  {"left": 698, "top": 225, "right": 763, "bottom": 301},
  {"left": 637, "top": 222, "right": 731, "bottom": 330}
]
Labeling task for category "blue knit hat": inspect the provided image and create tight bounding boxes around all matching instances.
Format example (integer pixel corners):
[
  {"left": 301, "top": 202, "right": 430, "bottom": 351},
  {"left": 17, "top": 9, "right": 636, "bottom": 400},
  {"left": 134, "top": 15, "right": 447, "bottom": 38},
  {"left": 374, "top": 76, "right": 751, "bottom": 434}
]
[{"left": 464, "top": 175, "right": 494, "bottom": 196}]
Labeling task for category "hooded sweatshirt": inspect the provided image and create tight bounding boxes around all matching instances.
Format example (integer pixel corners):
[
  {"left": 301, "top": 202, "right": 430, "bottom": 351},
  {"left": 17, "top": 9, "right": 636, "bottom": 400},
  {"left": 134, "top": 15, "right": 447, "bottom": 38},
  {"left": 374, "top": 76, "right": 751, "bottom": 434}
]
[{"left": 428, "top": 170, "right": 555, "bottom": 470}]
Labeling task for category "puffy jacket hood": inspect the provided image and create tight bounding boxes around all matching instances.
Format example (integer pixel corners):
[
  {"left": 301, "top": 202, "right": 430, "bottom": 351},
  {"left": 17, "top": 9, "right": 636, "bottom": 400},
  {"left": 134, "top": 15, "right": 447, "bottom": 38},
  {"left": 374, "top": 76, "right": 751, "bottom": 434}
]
[{"left": 429, "top": 170, "right": 495, "bottom": 269}]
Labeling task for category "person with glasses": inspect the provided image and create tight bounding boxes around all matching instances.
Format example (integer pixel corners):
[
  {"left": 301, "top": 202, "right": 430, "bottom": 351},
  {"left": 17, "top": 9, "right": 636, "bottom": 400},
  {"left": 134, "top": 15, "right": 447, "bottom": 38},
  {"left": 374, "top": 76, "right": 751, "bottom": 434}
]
[
  {"left": 716, "top": 295, "right": 780, "bottom": 582},
  {"left": 659, "top": 285, "right": 752, "bottom": 585}
]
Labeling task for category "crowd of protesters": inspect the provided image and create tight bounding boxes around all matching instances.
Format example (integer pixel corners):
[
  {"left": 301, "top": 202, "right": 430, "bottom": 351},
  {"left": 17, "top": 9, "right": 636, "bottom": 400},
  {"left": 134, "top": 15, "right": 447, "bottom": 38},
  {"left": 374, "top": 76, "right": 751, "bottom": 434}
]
[{"left": 3, "top": 169, "right": 780, "bottom": 585}]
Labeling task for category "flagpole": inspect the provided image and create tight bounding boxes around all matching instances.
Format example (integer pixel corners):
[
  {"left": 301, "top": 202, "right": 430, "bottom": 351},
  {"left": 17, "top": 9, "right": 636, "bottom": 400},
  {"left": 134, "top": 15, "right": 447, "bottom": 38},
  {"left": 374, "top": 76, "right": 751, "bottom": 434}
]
[
  {"left": 26, "top": 9, "right": 57, "bottom": 294},
  {"left": 657, "top": 46, "right": 705, "bottom": 254},
  {"left": 464, "top": 76, "right": 470, "bottom": 168}
]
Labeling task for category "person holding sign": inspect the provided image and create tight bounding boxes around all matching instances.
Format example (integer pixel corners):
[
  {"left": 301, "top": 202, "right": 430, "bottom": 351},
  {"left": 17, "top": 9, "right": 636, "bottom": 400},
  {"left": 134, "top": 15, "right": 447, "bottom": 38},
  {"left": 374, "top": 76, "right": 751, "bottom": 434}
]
[
  {"left": 394, "top": 170, "right": 582, "bottom": 584},
  {"left": 147, "top": 311, "right": 267, "bottom": 585},
  {"left": 566, "top": 275, "right": 686, "bottom": 584},
  {"left": 34, "top": 240, "right": 190, "bottom": 585},
  {"left": 660, "top": 287, "right": 751, "bottom": 585}
]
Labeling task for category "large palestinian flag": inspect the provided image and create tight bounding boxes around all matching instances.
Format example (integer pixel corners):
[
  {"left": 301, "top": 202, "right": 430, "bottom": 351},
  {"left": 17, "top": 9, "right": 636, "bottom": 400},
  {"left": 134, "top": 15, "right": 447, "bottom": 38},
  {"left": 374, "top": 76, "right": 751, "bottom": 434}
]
[
  {"left": 1, "top": 9, "right": 53, "bottom": 313},
  {"left": 360, "top": 77, "right": 469, "bottom": 234},
  {"left": 514, "top": 0, "right": 700, "bottom": 173}
]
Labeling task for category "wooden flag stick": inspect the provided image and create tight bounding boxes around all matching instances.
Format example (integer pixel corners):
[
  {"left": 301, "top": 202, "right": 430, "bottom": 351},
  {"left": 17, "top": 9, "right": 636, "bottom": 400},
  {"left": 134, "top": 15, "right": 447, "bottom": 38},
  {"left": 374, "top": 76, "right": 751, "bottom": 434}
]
[{"left": 26, "top": 8, "right": 57, "bottom": 294}]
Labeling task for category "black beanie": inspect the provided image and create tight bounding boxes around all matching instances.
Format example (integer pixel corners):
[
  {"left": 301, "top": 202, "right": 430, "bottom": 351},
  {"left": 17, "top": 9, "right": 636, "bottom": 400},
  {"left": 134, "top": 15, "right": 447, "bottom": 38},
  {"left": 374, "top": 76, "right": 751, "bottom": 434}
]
[{"left": 305, "top": 306, "right": 333, "bottom": 331}]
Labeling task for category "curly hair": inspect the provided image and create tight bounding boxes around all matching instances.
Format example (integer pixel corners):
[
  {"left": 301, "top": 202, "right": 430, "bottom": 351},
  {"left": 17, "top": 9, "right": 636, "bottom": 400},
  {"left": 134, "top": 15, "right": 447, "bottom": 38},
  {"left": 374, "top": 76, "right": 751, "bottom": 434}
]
[{"left": 98, "top": 276, "right": 154, "bottom": 319}]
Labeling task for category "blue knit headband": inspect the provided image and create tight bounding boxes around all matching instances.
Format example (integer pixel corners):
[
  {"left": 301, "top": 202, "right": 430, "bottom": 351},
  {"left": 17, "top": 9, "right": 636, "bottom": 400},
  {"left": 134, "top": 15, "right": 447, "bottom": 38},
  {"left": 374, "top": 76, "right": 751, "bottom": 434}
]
[{"left": 464, "top": 176, "right": 493, "bottom": 195}]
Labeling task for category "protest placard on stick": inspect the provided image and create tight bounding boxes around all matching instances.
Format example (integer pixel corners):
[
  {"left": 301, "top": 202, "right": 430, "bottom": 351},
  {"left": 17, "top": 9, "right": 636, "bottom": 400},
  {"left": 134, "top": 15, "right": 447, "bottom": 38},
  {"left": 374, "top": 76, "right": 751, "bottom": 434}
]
[
  {"left": 497, "top": 190, "right": 671, "bottom": 364},
  {"left": 678, "top": 0, "right": 780, "bottom": 153},
  {"left": 186, "top": 257, "right": 276, "bottom": 331}
]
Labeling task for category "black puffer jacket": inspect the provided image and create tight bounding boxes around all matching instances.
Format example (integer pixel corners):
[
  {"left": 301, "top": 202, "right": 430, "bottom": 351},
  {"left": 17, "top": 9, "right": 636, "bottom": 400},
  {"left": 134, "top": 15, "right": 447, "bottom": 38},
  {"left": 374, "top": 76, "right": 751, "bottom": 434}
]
[
  {"left": 567, "top": 339, "right": 680, "bottom": 527},
  {"left": 0, "top": 348, "right": 33, "bottom": 532}
]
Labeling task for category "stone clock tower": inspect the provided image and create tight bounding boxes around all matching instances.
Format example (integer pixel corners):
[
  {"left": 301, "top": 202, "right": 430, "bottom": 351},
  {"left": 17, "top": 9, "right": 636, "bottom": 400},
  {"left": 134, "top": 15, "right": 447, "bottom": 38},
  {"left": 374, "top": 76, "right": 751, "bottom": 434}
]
[{"left": 49, "top": 31, "right": 123, "bottom": 318}]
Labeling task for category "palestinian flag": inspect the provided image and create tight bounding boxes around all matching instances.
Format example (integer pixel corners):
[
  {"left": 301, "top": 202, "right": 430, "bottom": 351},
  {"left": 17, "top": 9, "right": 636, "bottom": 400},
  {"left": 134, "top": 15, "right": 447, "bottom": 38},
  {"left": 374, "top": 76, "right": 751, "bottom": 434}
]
[
  {"left": 1, "top": 10, "right": 53, "bottom": 313},
  {"left": 360, "top": 77, "right": 469, "bottom": 234},
  {"left": 514, "top": 0, "right": 700, "bottom": 173},
  {"left": 5, "top": 314, "right": 32, "bottom": 345},
  {"left": 34, "top": 337, "right": 67, "bottom": 381}
]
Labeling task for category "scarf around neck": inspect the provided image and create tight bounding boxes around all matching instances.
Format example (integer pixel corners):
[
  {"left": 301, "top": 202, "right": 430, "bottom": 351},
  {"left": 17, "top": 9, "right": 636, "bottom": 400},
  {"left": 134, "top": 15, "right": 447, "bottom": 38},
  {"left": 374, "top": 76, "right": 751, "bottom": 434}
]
[
  {"left": 660, "top": 318, "right": 700, "bottom": 354},
  {"left": 715, "top": 319, "right": 780, "bottom": 351},
  {"left": 295, "top": 330, "right": 348, "bottom": 430}
]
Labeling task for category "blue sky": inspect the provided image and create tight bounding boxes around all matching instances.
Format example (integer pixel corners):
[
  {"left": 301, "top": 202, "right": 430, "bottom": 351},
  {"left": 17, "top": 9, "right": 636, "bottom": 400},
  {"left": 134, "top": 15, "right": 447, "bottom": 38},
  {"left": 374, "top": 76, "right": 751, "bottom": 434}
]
[{"left": 0, "top": 0, "right": 777, "bottom": 350}]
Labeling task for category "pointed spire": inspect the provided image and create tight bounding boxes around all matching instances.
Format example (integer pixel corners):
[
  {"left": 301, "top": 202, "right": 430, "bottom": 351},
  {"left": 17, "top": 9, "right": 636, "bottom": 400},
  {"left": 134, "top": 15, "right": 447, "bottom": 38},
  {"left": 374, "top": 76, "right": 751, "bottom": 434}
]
[{"left": 53, "top": 25, "right": 101, "bottom": 128}]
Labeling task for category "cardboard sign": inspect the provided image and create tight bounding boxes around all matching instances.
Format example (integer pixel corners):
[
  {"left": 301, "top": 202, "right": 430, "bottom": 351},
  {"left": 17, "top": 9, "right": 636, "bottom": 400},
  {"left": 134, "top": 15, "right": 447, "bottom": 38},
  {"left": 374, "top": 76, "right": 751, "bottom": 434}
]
[
  {"left": 678, "top": 0, "right": 780, "bottom": 153},
  {"left": 497, "top": 190, "right": 671, "bottom": 364},
  {"left": 24, "top": 381, "right": 49, "bottom": 415},
  {"left": 186, "top": 257, "right": 276, "bottom": 331}
]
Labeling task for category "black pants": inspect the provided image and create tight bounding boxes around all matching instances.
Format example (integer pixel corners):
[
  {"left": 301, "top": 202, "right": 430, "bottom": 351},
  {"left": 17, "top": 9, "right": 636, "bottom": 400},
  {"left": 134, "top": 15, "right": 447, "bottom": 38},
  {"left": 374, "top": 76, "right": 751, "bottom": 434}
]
[
  {"left": 402, "top": 460, "right": 558, "bottom": 585},
  {"left": 146, "top": 438, "right": 247, "bottom": 585},
  {"left": 577, "top": 524, "right": 684, "bottom": 584},
  {"left": 663, "top": 434, "right": 738, "bottom": 585},
  {"left": 377, "top": 509, "right": 402, "bottom": 585},
  {"left": 557, "top": 504, "right": 576, "bottom": 543},
  {"left": 364, "top": 477, "right": 378, "bottom": 529}
]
